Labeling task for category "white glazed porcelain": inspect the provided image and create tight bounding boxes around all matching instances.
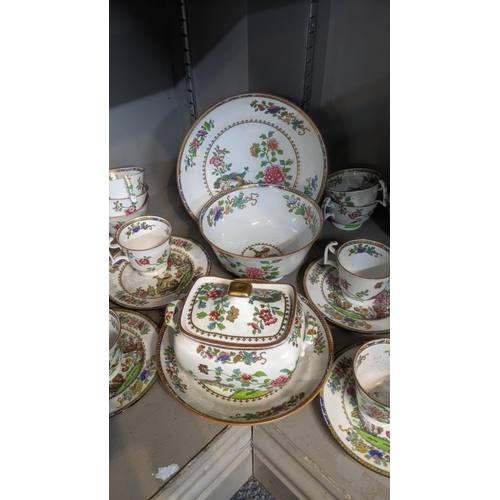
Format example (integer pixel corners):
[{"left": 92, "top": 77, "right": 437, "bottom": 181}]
[
  {"left": 109, "top": 167, "right": 145, "bottom": 201},
  {"left": 177, "top": 92, "right": 327, "bottom": 222},
  {"left": 325, "top": 169, "right": 387, "bottom": 207},
  {"left": 109, "top": 309, "right": 123, "bottom": 379},
  {"left": 323, "top": 240, "right": 390, "bottom": 302},
  {"left": 109, "top": 215, "right": 173, "bottom": 277},
  {"left": 108, "top": 194, "right": 149, "bottom": 236},
  {"left": 167, "top": 277, "right": 321, "bottom": 392},
  {"left": 353, "top": 339, "right": 390, "bottom": 430},
  {"left": 321, "top": 196, "right": 378, "bottom": 231},
  {"left": 108, "top": 183, "right": 149, "bottom": 217},
  {"left": 320, "top": 343, "right": 390, "bottom": 476},
  {"left": 199, "top": 184, "right": 323, "bottom": 281}
]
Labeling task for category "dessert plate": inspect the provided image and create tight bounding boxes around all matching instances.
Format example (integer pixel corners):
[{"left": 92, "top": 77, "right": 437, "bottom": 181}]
[
  {"left": 303, "top": 257, "right": 390, "bottom": 334},
  {"left": 156, "top": 295, "right": 334, "bottom": 425},
  {"left": 177, "top": 92, "right": 327, "bottom": 221},
  {"left": 109, "top": 235, "right": 211, "bottom": 310},
  {"left": 109, "top": 310, "right": 159, "bottom": 417},
  {"left": 319, "top": 343, "right": 390, "bottom": 477}
]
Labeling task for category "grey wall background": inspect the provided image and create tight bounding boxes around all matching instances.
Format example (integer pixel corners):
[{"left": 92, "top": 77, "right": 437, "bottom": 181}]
[{"left": 109, "top": 0, "right": 390, "bottom": 197}]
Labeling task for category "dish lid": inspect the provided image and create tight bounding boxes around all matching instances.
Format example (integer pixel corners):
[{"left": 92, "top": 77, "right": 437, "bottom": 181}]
[{"left": 179, "top": 276, "right": 297, "bottom": 348}]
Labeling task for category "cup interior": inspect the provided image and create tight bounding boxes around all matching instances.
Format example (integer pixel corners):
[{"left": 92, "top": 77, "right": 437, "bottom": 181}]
[
  {"left": 117, "top": 217, "right": 172, "bottom": 251},
  {"left": 354, "top": 340, "right": 390, "bottom": 407},
  {"left": 327, "top": 169, "right": 381, "bottom": 194},
  {"left": 338, "top": 240, "right": 389, "bottom": 279}
]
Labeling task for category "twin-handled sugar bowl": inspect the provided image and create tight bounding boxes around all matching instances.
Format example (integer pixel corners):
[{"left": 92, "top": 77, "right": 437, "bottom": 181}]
[{"left": 165, "top": 276, "right": 322, "bottom": 392}]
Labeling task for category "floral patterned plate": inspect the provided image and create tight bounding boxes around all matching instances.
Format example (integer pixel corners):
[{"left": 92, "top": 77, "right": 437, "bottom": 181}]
[
  {"left": 109, "top": 310, "right": 159, "bottom": 417},
  {"left": 303, "top": 257, "right": 390, "bottom": 334},
  {"left": 177, "top": 92, "right": 327, "bottom": 221},
  {"left": 109, "top": 235, "right": 211, "bottom": 310},
  {"left": 319, "top": 343, "right": 390, "bottom": 477},
  {"left": 156, "top": 295, "right": 334, "bottom": 425}
]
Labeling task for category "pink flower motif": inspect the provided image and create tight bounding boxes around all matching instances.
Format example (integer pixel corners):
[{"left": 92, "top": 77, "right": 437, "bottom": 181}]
[
  {"left": 339, "top": 278, "right": 348, "bottom": 289},
  {"left": 266, "top": 138, "right": 279, "bottom": 151},
  {"left": 348, "top": 211, "right": 362, "bottom": 220},
  {"left": 124, "top": 205, "right": 137, "bottom": 215},
  {"left": 192, "top": 138, "right": 200, "bottom": 149},
  {"left": 209, "top": 310, "right": 221, "bottom": 322},
  {"left": 263, "top": 165, "right": 287, "bottom": 184},
  {"left": 240, "top": 373, "right": 253, "bottom": 381},
  {"left": 245, "top": 268, "right": 269, "bottom": 279},
  {"left": 259, "top": 308, "right": 278, "bottom": 326},
  {"left": 270, "top": 374, "right": 291, "bottom": 387},
  {"left": 209, "top": 156, "right": 222, "bottom": 167},
  {"left": 135, "top": 257, "right": 150, "bottom": 266},
  {"left": 206, "top": 289, "right": 224, "bottom": 300}
]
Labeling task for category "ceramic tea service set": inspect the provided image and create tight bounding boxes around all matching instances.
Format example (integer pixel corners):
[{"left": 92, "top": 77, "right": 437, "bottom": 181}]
[{"left": 108, "top": 92, "right": 390, "bottom": 475}]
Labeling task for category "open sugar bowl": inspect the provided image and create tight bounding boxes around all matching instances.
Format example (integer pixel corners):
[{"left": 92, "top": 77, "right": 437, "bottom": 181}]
[{"left": 165, "top": 277, "right": 323, "bottom": 393}]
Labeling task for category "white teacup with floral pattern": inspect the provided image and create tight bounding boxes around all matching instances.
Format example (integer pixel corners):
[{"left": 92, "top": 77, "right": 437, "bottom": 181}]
[
  {"left": 323, "top": 239, "right": 390, "bottom": 301},
  {"left": 109, "top": 215, "right": 173, "bottom": 276},
  {"left": 109, "top": 167, "right": 145, "bottom": 202},
  {"left": 109, "top": 309, "right": 123, "bottom": 379},
  {"left": 166, "top": 277, "right": 323, "bottom": 392},
  {"left": 353, "top": 338, "right": 390, "bottom": 431},
  {"left": 325, "top": 168, "right": 387, "bottom": 207},
  {"left": 321, "top": 197, "right": 378, "bottom": 231},
  {"left": 108, "top": 182, "right": 149, "bottom": 217}
]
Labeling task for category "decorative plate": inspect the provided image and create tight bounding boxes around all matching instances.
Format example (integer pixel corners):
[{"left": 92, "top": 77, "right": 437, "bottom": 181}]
[
  {"left": 319, "top": 343, "right": 390, "bottom": 476},
  {"left": 109, "top": 310, "right": 159, "bottom": 417},
  {"left": 109, "top": 235, "right": 211, "bottom": 310},
  {"left": 303, "top": 257, "right": 390, "bottom": 334},
  {"left": 177, "top": 92, "right": 327, "bottom": 221},
  {"left": 156, "top": 295, "right": 334, "bottom": 425}
]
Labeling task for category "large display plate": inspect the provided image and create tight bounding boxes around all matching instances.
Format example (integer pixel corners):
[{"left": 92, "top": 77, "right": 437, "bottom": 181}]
[{"left": 177, "top": 93, "right": 327, "bottom": 221}]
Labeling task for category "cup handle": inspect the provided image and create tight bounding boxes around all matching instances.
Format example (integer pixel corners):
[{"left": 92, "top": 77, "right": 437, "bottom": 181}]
[
  {"left": 321, "top": 197, "right": 335, "bottom": 221},
  {"left": 164, "top": 299, "right": 183, "bottom": 329},
  {"left": 323, "top": 241, "right": 339, "bottom": 267},
  {"left": 109, "top": 236, "right": 129, "bottom": 265},
  {"left": 374, "top": 179, "right": 388, "bottom": 207},
  {"left": 124, "top": 173, "right": 137, "bottom": 203}
]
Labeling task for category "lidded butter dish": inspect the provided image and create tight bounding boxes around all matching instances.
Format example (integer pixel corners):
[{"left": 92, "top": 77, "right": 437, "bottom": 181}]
[{"left": 167, "top": 276, "right": 321, "bottom": 392}]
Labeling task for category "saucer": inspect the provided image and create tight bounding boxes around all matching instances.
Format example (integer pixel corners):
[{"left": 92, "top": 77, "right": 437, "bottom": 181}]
[
  {"left": 109, "top": 309, "right": 159, "bottom": 417},
  {"left": 155, "top": 295, "right": 334, "bottom": 425},
  {"left": 177, "top": 92, "right": 327, "bottom": 221},
  {"left": 319, "top": 343, "right": 390, "bottom": 477},
  {"left": 303, "top": 257, "right": 390, "bottom": 334},
  {"left": 109, "top": 235, "right": 211, "bottom": 310}
]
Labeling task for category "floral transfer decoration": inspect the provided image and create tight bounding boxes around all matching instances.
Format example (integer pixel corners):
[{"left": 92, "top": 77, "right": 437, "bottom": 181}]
[
  {"left": 347, "top": 243, "right": 383, "bottom": 258},
  {"left": 217, "top": 252, "right": 282, "bottom": 281},
  {"left": 123, "top": 221, "right": 155, "bottom": 239},
  {"left": 250, "top": 131, "right": 294, "bottom": 186},
  {"left": 250, "top": 100, "right": 310, "bottom": 135},
  {"left": 205, "top": 191, "right": 259, "bottom": 228},
  {"left": 112, "top": 200, "right": 138, "bottom": 214},
  {"left": 163, "top": 345, "right": 188, "bottom": 393},
  {"left": 114, "top": 357, "right": 156, "bottom": 410},
  {"left": 283, "top": 193, "right": 321, "bottom": 236},
  {"left": 320, "top": 344, "right": 389, "bottom": 477},
  {"left": 184, "top": 119, "right": 215, "bottom": 171},
  {"left": 191, "top": 364, "right": 296, "bottom": 393},
  {"left": 232, "top": 392, "right": 305, "bottom": 421}
]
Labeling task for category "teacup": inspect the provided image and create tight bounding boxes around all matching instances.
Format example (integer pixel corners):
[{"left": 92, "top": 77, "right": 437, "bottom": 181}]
[
  {"left": 325, "top": 168, "right": 387, "bottom": 207},
  {"left": 353, "top": 339, "right": 390, "bottom": 432},
  {"left": 321, "top": 197, "right": 378, "bottom": 231},
  {"left": 323, "top": 239, "right": 390, "bottom": 301},
  {"left": 109, "top": 310, "right": 123, "bottom": 378},
  {"left": 108, "top": 182, "right": 149, "bottom": 217},
  {"left": 109, "top": 215, "right": 173, "bottom": 276},
  {"left": 109, "top": 167, "right": 145, "bottom": 202}
]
